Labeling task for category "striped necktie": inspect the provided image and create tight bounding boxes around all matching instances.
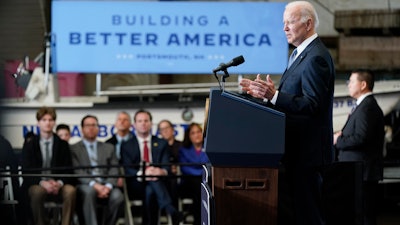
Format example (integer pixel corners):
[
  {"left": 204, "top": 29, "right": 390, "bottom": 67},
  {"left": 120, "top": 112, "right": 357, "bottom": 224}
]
[
  {"left": 287, "top": 48, "right": 298, "bottom": 68},
  {"left": 350, "top": 104, "right": 357, "bottom": 114}
]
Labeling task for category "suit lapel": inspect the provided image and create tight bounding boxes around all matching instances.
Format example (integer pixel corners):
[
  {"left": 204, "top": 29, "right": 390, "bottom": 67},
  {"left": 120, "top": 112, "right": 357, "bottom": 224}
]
[
  {"left": 51, "top": 136, "right": 57, "bottom": 166},
  {"left": 279, "top": 51, "right": 307, "bottom": 89},
  {"left": 279, "top": 38, "right": 319, "bottom": 89},
  {"left": 279, "top": 52, "right": 306, "bottom": 90},
  {"left": 342, "top": 96, "right": 371, "bottom": 130},
  {"left": 79, "top": 141, "right": 91, "bottom": 165},
  {"left": 342, "top": 113, "right": 354, "bottom": 130},
  {"left": 97, "top": 142, "right": 103, "bottom": 164},
  {"left": 150, "top": 138, "right": 158, "bottom": 163},
  {"left": 151, "top": 137, "right": 164, "bottom": 163},
  {"left": 133, "top": 137, "right": 140, "bottom": 160}
]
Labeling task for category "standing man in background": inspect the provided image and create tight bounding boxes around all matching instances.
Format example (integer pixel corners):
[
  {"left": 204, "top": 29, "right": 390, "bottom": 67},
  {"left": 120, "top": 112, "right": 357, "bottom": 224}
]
[
  {"left": 334, "top": 69, "right": 385, "bottom": 225},
  {"left": 21, "top": 107, "right": 76, "bottom": 225},
  {"left": 240, "top": 1, "right": 335, "bottom": 225},
  {"left": 71, "top": 115, "right": 124, "bottom": 225}
]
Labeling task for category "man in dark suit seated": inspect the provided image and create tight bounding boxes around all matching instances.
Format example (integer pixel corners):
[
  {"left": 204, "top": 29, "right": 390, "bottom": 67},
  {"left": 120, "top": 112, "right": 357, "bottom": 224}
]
[
  {"left": 106, "top": 111, "right": 134, "bottom": 189},
  {"left": 121, "top": 109, "right": 182, "bottom": 225},
  {"left": 334, "top": 69, "right": 385, "bottom": 225},
  {"left": 71, "top": 115, "right": 124, "bottom": 225},
  {"left": 21, "top": 106, "right": 76, "bottom": 225}
]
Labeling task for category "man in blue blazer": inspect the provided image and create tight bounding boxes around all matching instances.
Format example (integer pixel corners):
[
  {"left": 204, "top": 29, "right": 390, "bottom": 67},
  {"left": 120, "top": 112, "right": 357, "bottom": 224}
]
[
  {"left": 240, "top": 1, "right": 335, "bottom": 225},
  {"left": 106, "top": 111, "right": 134, "bottom": 188},
  {"left": 121, "top": 109, "right": 182, "bottom": 225},
  {"left": 334, "top": 69, "right": 385, "bottom": 225}
]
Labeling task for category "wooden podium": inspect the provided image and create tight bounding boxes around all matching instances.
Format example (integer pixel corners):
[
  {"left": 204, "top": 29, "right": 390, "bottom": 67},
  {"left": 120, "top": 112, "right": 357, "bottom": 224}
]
[
  {"left": 212, "top": 167, "right": 278, "bottom": 225},
  {"left": 203, "top": 89, "right": 285, "bottom": 225}
]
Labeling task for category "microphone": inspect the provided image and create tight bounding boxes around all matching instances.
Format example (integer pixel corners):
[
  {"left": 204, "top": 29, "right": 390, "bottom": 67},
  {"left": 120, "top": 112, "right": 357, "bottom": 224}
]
[{"left": 212, "top": 55, "right": 245, "bottom": 73}]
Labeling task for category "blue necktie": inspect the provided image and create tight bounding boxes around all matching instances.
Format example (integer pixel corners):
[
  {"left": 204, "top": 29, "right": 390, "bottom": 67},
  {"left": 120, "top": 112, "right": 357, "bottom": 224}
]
[
  {"left": 350, "top": 104, "right": 357, "bottom": 114},
  {"left": 287, "top": 49, "right": 298, "bottom": 68}
]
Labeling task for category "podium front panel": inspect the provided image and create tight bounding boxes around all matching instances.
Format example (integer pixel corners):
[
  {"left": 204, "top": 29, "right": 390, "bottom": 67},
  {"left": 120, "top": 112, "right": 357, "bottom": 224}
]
[
  {"left": 212, "top": 167, "right": 278, "bottom": 225},
  {"left": 204, "top": 89, "right": 285, "bottom": 167}
]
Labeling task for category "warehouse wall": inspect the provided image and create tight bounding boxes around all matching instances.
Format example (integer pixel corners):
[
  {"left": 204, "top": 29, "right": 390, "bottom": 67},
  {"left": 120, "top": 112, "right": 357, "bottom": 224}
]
[{"left": 0, "top": 0, "right": 399, "bottom": 98}]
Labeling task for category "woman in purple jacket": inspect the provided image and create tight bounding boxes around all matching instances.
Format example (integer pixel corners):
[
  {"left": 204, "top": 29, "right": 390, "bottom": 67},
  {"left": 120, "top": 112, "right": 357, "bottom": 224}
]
[{"left": 178, "top": 122, "right": 209, "bottom": 225}]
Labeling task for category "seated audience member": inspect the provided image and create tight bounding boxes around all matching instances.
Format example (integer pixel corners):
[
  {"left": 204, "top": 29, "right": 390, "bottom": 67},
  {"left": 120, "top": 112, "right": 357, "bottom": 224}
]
[
  {"left": 121, "top": 109, "right": 182, "bottom": 225},
  {"left": 56, "top": 123, "right": 71, "bottom": 142},
  {"left": 21, "top": 106, "right": 76, "bottom": 225},
  {"left": 106, "top": 111, "right": 133, "bottom": 188},
  {"left": 0, "top": 134, "right": 19, "bottom": 225},
  {"left": 70, "top": 115, "right": 124, "bottom": 225},
  {"left": 179, "top": 122, "right": 210, "bottom": 225},
  {"left": 0, "top": 134, "right": 17, "bottom": 172},
  {"left": 157, "top": 119, "right": 182, "bottom": 207},
  {"left": 158, "top": 119, "right": 182, "bottom": 169},
  {"left": 106, "top": 111, "right": 134, "bottom": 161}
]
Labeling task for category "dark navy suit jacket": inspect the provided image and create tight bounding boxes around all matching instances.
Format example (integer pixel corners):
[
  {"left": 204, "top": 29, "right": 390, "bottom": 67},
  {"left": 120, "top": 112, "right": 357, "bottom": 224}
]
[
  {"left": 121, "top": 135, "right": 171, "bottom": 176},
  {"left": 120, "top": 134, "right": 172, "bottom": 214},
  {"left": 21, "top": 133, "right": 74, "bottom": 188},
  {"left": 275, "top": 37, "right": 336, "bottom": 168},
  {"left": 336, "top": 95, "right": 385, "bottom": 181}
]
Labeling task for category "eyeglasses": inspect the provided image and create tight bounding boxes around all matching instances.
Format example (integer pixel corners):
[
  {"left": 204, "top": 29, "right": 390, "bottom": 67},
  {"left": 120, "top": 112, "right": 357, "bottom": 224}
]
[
  {"left": 83, "top": 124, "right": 98, "bottom": 128},
  {"left": 158, "top": 126, "right": 172, "bottom": 132}
]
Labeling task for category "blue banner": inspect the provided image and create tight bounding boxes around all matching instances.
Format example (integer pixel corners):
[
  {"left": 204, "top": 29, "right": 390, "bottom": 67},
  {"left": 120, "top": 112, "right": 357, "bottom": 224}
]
[{"left": 51, "top": 1, "right": 288, "bottom": 74}]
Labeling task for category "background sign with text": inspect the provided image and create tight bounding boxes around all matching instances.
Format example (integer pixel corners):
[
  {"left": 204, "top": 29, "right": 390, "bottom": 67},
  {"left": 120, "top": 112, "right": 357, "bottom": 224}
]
[{"left": 51, "top": 1, "right": 287, "bottom": 74}]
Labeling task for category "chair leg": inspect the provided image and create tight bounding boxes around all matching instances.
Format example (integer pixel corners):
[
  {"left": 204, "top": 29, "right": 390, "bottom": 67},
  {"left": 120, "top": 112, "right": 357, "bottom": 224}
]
[{"left": 44, "top": 202, "right": 63, "bottom": 225}]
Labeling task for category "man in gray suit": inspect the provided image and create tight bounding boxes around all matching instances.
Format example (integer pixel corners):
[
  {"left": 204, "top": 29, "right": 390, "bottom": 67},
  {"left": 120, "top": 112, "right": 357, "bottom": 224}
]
[
  {"left": 334, "top": 69, "right": 385, "bottom": 225},
  {"left": 70, "top": 115, "right": 124, "bottom": 225}
]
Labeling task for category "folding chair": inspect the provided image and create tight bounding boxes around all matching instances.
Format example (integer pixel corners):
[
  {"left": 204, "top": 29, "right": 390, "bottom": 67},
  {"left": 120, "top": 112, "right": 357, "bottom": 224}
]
[
  {"left": 122, "top": 169, "right": 171, "bottom": 225},
  {"left": 0, "top": 166, "right": 19, "bottom": 224}
]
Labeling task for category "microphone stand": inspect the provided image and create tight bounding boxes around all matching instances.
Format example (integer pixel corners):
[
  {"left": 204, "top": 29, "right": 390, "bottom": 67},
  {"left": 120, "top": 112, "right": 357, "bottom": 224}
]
[
  {"left": 212, "top": 69, "right": 230, "bottom": 92},
  {"left": 221, "top": 69, "right": 230, "bottom": 92},
  {"left": 213, "top": 72, "right": 222, "bottom": 91}
]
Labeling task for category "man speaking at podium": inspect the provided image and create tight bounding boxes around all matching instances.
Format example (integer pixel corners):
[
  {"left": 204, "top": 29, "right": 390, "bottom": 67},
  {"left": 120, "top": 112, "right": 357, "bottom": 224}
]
[{"left": 240, "top": 1, "right": 335, "bottom": 225}]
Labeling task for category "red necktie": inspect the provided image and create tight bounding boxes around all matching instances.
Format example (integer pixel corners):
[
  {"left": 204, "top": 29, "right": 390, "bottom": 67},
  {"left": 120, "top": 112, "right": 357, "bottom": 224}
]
[{"left": 143, "top": 140, "right": 150, "bottom": 163}]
